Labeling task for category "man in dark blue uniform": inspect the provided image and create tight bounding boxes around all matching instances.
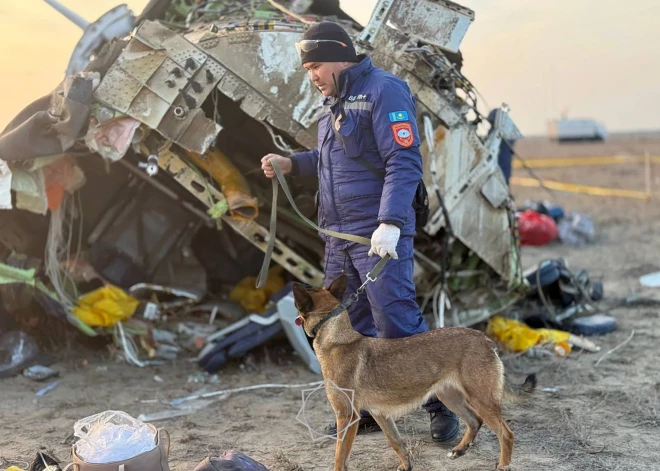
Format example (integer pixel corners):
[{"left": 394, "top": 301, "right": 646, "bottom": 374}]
[{"left": 262, "top": 21, "right": 459, "bottom": 443}]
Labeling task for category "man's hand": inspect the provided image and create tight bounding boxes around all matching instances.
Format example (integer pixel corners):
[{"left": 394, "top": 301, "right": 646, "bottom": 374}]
[
  {"left": 261, "top": 154, "right": 292, "bottom": 178},
  {"left": 368, "top": 223, "right": 400, "bottom": 259}
]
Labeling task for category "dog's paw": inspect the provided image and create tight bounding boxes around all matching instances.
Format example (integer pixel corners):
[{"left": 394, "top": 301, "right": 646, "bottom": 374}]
[
  {"left": 396, "top": 464, "right": 412, "bottom": 471},
  {"left": 447, "top": 449, "right": 466, "bottom": 460},
  {"left": 495, "top": 465, "right": 512, "bottom": 471}
]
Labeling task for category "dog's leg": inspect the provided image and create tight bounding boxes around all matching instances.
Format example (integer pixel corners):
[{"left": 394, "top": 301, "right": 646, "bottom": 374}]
[
  {"left": 370, "top": 414, "right": 411, "bottom": 471},
  {"left": 333, "top": 410, "right": 359, "bottom": 471},
  {"left": 436, "top": 389, "right": 482, "bottom": 459},
  {"left": 490, "top": 415, "right": 513, "bottom": 471},
  {"left": 470, "top": 398, "right": 514, "bottom": 470}
]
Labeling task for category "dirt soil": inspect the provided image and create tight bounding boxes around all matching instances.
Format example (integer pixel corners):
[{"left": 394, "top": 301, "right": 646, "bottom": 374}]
[{"left": 2, "top": 147, "right": 660, "bottom": 471}]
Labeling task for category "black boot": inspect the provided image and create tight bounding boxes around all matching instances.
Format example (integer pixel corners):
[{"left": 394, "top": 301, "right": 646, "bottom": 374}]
[
  {"left": 325, "top": 411, "right": 381, "bottom": 436},
  {"left": 430, "top": 404, "right": 459, "bottom": 442}
]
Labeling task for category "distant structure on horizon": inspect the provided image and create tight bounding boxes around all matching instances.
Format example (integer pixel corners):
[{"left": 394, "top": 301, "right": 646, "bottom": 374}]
[{"left": 547, "top": 117, "right": 608, "bottom": 142}]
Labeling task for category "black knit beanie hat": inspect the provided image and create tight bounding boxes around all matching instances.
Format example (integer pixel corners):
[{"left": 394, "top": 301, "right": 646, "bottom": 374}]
[{"left": 298, "top": 21, "right": 358, "bottom": 64}]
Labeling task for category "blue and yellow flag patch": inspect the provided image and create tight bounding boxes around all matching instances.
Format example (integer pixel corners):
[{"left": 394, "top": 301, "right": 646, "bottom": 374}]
[{"left": 388, "top": 111, "right": 409, "bottom": 122}]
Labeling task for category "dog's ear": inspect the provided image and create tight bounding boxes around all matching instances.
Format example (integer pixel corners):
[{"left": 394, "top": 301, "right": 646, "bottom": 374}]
[
  {"left": 327, "top": 273, "right": 347, "bottom": 300},
  {"left": 292, "top": 282, "right": 314, "bottom": 313}
]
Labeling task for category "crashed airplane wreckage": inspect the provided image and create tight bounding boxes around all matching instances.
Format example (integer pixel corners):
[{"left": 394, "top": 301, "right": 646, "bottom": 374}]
[{"left": 0, "top": 0, "right": 526, "bottom": 370}]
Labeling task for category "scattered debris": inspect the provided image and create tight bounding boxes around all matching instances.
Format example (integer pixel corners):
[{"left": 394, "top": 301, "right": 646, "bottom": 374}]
[
  {"left": 568, "top": 314, "right": 617, "bottom": 336},
  {"left": 518, "top": 201, "right": 596, "bottom": 248},
  {"left": 522, "top": 200, "right": 565, "bottom": 222},
  {"left": 0, "top": 331, "right": 39, "bottom": 378},
  {"left": 558, "top": 212, "right": 596, "bottom": 246},
  {"left": 136, "top": 408, "right": 203, "bottom": 422},
  {"left": 30, "top": 451, "right": 62, "bottom": 471},
  {"left": 193, "top": 451, "right": 270, "bottom": 471},
  {"left": 138, "top": 395, "right": 219, "bottom": 422},
  {"left": 23, "top": 365, "right": 59, "bottom": 382},
  {"left": 0, "top": 0, "right": 621, "bottom": 377},
  {"left": 487, "top": 316, "right": 600, "bottom": 356},
  {"left": 640, "top": 271, "right": 660, "bottom": 288},
  {"left": 0, "top": 263, "right": 94, "bottom": 336},
  {"left": 72, "top": 285, "right": 140, "bottom": 328},
  {"left": 0, "top": 457, "right": 30, "bottom": 471},
  {"left": 518, "top": 209, "right": 559, "bottom": 246},
  {"left": 594, "top": 330, "right": 636, "bottom": 367},
  {"left": 521, "top": 258, "right": 604, "bottom": 326},
  {"left": 169, "top": 380, "right": 324, "bottom": 407},
  {"left": 187, "top": 372, "right": 219, "bottom": 384},
  {"left": 35, "top": 381, "right": 59, "bottom": 397},
  {"left": 129, "top": 283, "right": 202, "bottom": 311}
]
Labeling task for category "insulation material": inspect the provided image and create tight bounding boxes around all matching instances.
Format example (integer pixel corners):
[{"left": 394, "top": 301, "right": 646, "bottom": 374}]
[
  {"left": 44, "top": 158, "right": 86, "bottom": 211},
  {"left": 84, "top": 116, "right": 141, "bottom": 161},
  {"left": 186, "top": 149, "right": 259, "bottom": 221},
  {"left": 10, "top": 157, "right": 86, "bottom": 214},
  {"left": 11, "top": 167, "right": 48, "bottom": 215}
]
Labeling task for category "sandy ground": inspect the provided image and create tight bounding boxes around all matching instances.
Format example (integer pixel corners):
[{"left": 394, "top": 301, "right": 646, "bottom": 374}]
[{"left": 2, "top": 143, "right": 660, "bottom": 471}]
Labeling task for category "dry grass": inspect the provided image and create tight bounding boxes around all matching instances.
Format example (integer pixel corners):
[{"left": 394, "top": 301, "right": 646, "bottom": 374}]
[
  {"left": 405, "top": 437, "right": 427, "bottom": 467},
  {"left": 559, "top": 408, "right": 596, "bottom": 450},
  {"left": 272, "top": 449, "right": 304, "bottom": 471},
  {"left": 179, "top": 432, "right": 201, "bottom": 444}
]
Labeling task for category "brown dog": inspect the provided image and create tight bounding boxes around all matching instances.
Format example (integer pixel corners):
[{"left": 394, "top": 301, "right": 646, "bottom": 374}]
[{"left": 292, "top": 274, "right": 536, "bottom": 471}]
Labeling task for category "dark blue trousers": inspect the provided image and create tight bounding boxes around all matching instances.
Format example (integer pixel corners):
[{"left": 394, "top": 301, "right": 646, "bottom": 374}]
[{"left": 323, "top": 235, "right": 443, "bottom": 413}]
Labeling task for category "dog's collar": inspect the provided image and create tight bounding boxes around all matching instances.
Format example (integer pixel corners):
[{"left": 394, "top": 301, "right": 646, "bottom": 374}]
[
  {"left": 310, "top": 302, "right": 351, "bottom": 337},
  {"left": 308, "top": 256, "right": 390, "bottom": 337}
]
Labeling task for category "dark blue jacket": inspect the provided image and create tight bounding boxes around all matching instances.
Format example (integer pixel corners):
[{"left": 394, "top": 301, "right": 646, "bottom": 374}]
[{"left": 292, "top": 56, "right": 423, "bottom": 247}]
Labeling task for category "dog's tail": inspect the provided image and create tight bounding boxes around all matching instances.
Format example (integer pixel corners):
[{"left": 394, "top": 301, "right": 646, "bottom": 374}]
[{"left": 502, "top": 373, "right": 538, "bottom": 403}]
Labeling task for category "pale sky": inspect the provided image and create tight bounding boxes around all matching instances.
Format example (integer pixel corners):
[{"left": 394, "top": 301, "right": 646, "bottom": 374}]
[{"left": 1, "top": 0, "right": 658, "bottom": 136}]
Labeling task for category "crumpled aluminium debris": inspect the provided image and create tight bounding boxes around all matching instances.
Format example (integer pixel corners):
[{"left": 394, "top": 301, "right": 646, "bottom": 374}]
[{"left": 92, "top": 21, "right": 223, "bottom": 155}]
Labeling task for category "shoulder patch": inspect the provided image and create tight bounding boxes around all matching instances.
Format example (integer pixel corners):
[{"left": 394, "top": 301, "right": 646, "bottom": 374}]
[
  {"left": 391, "top": 122, "right": 414, "bottom": 147},
  {"left": 388, "top": 111, "right": 409, "bottom": 122}
]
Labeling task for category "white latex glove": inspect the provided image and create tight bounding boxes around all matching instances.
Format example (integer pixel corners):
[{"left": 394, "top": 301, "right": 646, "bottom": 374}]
[{"left": 368, "top": 223, "right": 400, "bottom": 259}]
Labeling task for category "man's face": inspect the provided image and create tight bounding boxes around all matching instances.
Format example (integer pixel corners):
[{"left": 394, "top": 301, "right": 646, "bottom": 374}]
[{"left": 303, "top": 61, "right": 351, "bottom": 97}]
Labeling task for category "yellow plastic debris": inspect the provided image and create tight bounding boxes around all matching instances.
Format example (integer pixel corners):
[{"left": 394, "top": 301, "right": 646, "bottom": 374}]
[
  {"left": 553, "top": 340, "right": 573, "bottom": 357},
  {"left": 230, "top": 266, "right": 285, "bottom": 313},
  {"left": 487, "top": 316, "right": 571, "bottom": 353},
  {"left": 6, "top": 467, "right": 27, "bottom": 471},
  {"left": 72, "top": 285, "right": 140, "bottom": 327}
]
